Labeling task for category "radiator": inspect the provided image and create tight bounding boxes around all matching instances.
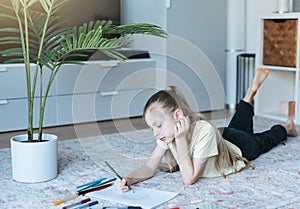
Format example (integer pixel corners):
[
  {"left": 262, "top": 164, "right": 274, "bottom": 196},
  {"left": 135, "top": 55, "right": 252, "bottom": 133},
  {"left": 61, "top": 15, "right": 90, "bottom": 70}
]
[{"left": 236, "top": 53, "right": 255, "bottom": 106}]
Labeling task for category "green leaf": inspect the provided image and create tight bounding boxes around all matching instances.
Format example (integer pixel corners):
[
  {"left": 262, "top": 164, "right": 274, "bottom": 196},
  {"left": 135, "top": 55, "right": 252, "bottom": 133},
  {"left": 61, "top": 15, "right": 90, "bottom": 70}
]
[
  {"left": 106, "top": 23, "right": 168, "bottom": 38},
  {"left": 100, "top": 49, "right": 127, "bottom": 61},
  {"left": 0, "top": 48, "right": 23, "bottom": 57},
  {"left": 51, "top": 0, "right": 72, "bottom": 15},
  {"left": 39, "top": 0, "right": 50, "bottom": 13},
  {"left": 26, "top": 0, "right": 39, "bottom": 8},
  {"left": 0, "top": 36, "right": 21, "bottom": 43},
  {"left": 0, "top": 27, "right": 21, "bottom": 33},
  {"left": 0, "top": 13, "right": 17, "bottom": 21},
  {"left": 3, "top": 58, "right": 25, "bottom": 64}
]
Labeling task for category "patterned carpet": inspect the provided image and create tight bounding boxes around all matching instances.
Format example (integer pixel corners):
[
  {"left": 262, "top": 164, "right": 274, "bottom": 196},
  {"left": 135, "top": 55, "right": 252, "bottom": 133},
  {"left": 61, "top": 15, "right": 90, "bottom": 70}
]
[{"left": 0, "top": 116, "right": 299, "bottom": 209}]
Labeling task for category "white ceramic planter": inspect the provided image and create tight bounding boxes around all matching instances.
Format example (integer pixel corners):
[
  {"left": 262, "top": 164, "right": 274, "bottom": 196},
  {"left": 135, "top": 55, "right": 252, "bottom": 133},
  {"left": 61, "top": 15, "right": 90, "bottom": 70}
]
[{"left": 10, "top": 133, "right": 58, "bottom": 183}]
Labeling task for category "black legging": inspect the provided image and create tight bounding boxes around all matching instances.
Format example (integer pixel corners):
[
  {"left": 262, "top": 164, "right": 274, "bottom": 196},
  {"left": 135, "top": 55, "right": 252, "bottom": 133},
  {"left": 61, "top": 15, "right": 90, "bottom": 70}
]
[{"left": 222, "top": 100, "right": 287, "bottom": 161}]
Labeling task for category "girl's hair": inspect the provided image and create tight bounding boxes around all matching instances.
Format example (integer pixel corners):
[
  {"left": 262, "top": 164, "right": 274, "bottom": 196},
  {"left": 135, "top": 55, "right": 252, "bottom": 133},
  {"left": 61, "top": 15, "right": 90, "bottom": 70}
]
[
  {"left": 143, "top": 86, "right": 206, "bottom": 122},
  {"left": 143, "top": 86, "right": 254, "bottom": 177}
]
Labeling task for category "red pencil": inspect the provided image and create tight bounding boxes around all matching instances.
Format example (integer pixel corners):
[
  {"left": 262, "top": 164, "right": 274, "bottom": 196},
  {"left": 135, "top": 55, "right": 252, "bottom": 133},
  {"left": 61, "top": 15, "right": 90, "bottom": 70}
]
[
  {"left": 78, "top": 182, "right": 114, "bottom": 195},
  {"left": 62, "top": 198, "right": 91, "bottom": 209}
]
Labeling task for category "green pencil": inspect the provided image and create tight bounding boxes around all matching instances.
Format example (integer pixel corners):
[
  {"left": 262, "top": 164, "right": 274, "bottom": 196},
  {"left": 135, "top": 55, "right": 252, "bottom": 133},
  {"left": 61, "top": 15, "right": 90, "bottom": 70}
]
[{"left": 104, "top": 161, "right": 133, "bottom": 192}]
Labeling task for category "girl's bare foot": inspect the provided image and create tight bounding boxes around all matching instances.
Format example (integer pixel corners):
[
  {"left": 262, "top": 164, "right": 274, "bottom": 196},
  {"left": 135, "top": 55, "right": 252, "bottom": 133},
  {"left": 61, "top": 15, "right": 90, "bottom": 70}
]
[
  {"left": 284, "top": 118, "right": 298, "bottom": 137},
  {"left": 243, "top": 68, "right": 270, "bottom": 105}
]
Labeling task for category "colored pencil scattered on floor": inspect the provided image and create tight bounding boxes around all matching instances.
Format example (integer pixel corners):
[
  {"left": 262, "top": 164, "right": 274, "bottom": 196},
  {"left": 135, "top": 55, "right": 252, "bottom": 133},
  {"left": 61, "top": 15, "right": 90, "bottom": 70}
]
[
  {"left": 52, "top": 193, "right": 79, "bottom": 206},
  {"left": 52, "top": 177, "right": 116, "bottom": 206}
]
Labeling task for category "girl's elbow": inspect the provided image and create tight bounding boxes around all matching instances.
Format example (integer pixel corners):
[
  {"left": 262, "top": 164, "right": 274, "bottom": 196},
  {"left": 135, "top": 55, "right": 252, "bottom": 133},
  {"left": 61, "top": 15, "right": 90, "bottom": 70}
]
[
  {"left": 183, "top": 177, "right": 198, "bottom": 185},
  {"left": 183, "top": 180, "right": 193, "bottom": 185}
]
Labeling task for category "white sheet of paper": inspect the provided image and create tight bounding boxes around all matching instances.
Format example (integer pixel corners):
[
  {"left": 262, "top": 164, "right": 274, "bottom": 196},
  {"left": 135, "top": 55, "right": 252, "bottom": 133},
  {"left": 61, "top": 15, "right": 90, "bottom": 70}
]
[{"left": 88, "top": 186, "right": 178, "bottom": 209}]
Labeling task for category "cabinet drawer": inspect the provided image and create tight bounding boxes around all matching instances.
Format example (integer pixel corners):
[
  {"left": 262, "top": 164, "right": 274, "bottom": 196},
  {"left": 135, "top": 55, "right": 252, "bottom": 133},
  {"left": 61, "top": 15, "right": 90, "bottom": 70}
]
[
  {"left": 0, "top": 64, "right": 56, "bottom": 99},
  {"left": 56, "top": 88, "right": 156, "bottom": 125},
  {"left": 56, "top": 59, "right": 156, "bottom": 95},
  {"left": 0, "top": 64, "right": 28, "bottom": 99},
  {"left": 99, "top": 59, "right": 156, "bottom": 91},
  {"left": 0, "top": 99, "right": 27, "bottom": 132},
  {"left": 56, "top": 61, "right": 115, "bottom": 95},
  {"left": 0, "top": 97, "right": 57, "bottom": 132}
]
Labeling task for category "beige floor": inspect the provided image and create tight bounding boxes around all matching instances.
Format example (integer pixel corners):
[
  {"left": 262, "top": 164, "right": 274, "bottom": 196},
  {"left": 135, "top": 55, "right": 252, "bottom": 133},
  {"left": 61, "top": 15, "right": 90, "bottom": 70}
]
[{"left": 0, "top": 109, "right": 227, "bottom": 148}]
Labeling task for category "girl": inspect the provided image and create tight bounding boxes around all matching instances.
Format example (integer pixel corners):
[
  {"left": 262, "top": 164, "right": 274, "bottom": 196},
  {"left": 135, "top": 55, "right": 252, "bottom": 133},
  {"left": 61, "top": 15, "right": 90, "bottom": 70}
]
[{"left": 115, "top": 68, "right": 297, "bottom": 192}]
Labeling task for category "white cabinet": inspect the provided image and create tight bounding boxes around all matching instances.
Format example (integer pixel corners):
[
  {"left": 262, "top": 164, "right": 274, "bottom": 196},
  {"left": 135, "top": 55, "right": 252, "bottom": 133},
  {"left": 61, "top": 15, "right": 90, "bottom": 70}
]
[
  {"left": 255, "top": 13, "right": 300, "bottom": 124},
  {"left": 0, "top": 59, "right": 156, "bottom": 132},
  {"left": 55, "top": 59, "right": 156, "bottom": 125}
]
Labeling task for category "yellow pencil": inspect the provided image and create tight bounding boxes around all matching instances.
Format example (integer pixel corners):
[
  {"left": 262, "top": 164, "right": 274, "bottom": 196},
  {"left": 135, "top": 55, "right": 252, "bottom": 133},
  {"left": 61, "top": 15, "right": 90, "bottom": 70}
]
[{"left": 52, "top": 193, "right": 78, "bottom": 206}]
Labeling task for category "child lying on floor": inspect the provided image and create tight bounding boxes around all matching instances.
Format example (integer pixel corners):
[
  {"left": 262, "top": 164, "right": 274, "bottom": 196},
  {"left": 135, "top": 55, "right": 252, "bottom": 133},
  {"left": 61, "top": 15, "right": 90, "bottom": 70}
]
[{"left": 115, "top": 68, "right": 298, "bottom": 192}]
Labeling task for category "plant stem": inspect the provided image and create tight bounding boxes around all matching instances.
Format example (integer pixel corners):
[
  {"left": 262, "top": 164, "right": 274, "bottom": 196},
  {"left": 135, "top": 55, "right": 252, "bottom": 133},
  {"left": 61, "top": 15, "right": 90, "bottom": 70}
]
[
  {"left": 36, "top": 0, "right": 55, "bottom": 141},
  {"left": 38, "top": 67, "right": 58, "bottom": 140},
  {"left": 11, "top": 0, "right": 34, "bottom": 141}
]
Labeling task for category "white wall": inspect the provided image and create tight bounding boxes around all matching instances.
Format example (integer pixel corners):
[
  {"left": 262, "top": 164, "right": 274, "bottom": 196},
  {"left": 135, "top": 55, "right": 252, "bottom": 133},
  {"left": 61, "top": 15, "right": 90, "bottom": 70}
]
[
  {"left": 225, "top": 0, "right": 281, "bottom": 108},
  {"left": 245, "top": 0, "right": 281, "bottom": 52},
  {"left": 121, "top": 0, "right": 167, "bottom": 88}
]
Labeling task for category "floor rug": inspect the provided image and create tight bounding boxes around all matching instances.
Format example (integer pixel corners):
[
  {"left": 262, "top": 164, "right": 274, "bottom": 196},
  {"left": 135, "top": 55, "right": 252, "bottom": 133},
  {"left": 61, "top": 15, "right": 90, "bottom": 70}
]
[{"left": 0, "top": 116, "right": 299, "bottom": 209}]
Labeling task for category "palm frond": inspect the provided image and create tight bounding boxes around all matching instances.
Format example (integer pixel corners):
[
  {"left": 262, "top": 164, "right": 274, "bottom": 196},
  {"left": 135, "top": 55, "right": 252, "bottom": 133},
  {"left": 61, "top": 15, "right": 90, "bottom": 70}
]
[
  {"left": 38, "top": 20, "right": 169, "bottom": 66},
  {"left": 0, "top": 13, "right": 17, "bottom": 21},
  {"left": 51, "top": 0, "right": 72, "bottom": 15},
  {"left": 27, "top": 10, "right": 48, "bottom": 37},
  {"left": 0, "top": 36, "right": 21, "bottom": 45},
  {"left": 39, "top": 0, "right": 52, "bottom": 14},
  {"left": 0, "top": 2, "right": 14, "bottom": 11},
  {"left": 100, "top": 49, "right": 128, "bottom": 60},
  {"left": 24, "top": 0, "right": 39, "bottom": 8},
  {"left": 0, "top": 48, "right": 23, "bottom": 57},
  {"left": 105, "top": 23, "right": 168, "bottom": 38},
  {"left": 0, "top": 27, "right": 21, "bottom": 34}
]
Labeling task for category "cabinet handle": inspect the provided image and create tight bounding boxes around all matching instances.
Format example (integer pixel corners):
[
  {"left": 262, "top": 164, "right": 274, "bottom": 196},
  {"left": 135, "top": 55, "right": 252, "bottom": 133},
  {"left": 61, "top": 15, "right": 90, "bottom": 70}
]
[
  {"left": 100, "top": 91, "right": 119, "bottom": 96},
  {"left": 98, "top": 61, "right": 119, "bottom": 68},
  {"left": 0, "top": 67, "right": 7, "bottom": 72},
  {"left": 0, "top": 100, "right": 8, "bottom": 105}
]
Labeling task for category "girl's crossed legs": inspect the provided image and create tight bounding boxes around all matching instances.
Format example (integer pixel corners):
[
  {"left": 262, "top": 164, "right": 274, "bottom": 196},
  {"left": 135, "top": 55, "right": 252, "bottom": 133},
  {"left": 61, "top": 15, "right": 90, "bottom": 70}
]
[{"left": 222, "top": 68, "right": 295, "bottom": 161}]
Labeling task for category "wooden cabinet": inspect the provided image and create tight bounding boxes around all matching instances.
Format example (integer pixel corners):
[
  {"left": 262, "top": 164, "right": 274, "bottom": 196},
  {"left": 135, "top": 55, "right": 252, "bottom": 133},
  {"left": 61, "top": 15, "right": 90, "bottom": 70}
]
[
  {"left": 255, "top": 13, "right": 300, "bottom": 124},
  {"left": 0, "top": 59, "right": 156, "bottom": 132}
]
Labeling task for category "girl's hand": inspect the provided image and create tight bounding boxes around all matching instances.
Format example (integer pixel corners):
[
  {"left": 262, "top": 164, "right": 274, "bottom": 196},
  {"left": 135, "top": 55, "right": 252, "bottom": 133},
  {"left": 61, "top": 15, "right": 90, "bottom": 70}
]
[
  {"left": 114, "top": 178, "right": 129, "bottom": 193},
  {"left": 174, "top": 116, "right": 190, "bottom": 140}
]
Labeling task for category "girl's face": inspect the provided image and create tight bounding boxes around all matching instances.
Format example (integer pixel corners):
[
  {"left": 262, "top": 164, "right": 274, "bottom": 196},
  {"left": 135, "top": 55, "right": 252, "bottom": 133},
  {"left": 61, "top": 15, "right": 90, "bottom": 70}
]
[{"left": 145, "top": 102, "right": 176, "bottom": 144}]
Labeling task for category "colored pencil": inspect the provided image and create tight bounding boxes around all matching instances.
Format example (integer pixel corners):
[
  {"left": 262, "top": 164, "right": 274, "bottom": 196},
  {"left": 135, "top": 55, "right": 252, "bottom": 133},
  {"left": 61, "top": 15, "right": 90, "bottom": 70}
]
[
  {"left": 52, "top": 180, "right": 115, "bottom": 206},
  {"left": 52, "top": 193, "right": 79, "bottom": 206},
  {"left": 77, "top": 177, "right": 116, "bottom": 192},
  {"left": 78, "top": 182, "right": 114, "bottom": 195},
  {"left": 76, "top": 177, "right": 106, "bottom": 189},
  {"left": 73, "top": 200, "right": 99, "bottom": 209},
  {"left": 104, "top": 161, "right": 133, "bottom": 191},
  {"left": 62, "top": 198, "right": 91, "bottom": 209}
]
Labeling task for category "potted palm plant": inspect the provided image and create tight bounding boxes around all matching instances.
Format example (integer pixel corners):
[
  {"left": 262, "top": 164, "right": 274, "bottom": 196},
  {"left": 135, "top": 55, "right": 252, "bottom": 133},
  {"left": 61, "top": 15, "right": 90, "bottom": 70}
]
[{"left": 0, "top": 0, "right": 167, "bottom": 183}]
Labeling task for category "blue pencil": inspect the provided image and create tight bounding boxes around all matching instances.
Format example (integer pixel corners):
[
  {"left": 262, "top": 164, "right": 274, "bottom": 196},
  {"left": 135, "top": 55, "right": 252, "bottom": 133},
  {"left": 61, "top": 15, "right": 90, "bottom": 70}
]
[
  {"left": 77, "top": 178, "right": 116, "bottom": 192},
  {"left": 76, "top": 177, "right": 106, "bottom": 189}
]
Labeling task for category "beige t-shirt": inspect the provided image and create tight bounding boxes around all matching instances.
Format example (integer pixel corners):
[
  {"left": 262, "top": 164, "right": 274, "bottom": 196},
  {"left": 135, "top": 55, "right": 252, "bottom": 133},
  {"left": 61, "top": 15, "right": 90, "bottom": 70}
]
[{"left": 156, "top": 120, "right": 246, "bottom": 177}]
